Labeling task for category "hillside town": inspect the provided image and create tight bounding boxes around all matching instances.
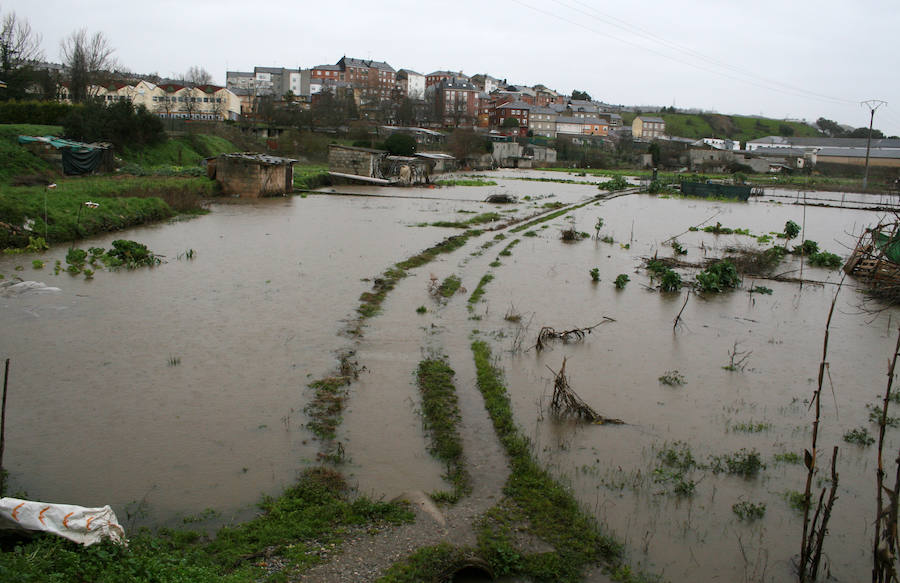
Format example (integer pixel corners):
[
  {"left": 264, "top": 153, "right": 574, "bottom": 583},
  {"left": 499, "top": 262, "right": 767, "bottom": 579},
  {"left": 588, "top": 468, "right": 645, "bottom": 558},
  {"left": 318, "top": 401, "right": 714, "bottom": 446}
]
[{"left": 9, "top": 54, "right": 900, "bottom": 177}]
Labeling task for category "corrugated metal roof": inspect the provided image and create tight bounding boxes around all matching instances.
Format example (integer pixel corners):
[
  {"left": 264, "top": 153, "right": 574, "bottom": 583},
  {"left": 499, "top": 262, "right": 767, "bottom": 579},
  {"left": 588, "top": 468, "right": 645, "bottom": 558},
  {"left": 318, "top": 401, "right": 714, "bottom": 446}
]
[{"left": 220, "top": 153, "right": 297, "bottom": 165}]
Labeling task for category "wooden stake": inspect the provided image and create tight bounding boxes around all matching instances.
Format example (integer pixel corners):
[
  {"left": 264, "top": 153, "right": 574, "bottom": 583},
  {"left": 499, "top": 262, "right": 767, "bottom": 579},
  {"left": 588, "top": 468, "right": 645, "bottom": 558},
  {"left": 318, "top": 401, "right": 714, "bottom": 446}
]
[{"left": 0, "top": 358, "right": 9, "bottom": 496}]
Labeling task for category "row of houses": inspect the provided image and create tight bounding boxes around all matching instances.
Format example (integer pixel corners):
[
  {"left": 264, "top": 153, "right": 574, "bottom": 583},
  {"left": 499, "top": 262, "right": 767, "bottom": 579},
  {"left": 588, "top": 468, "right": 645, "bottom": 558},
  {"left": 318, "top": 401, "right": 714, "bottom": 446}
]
[{"left": 58, "top": 80, "right": 242, "bottom": 121}]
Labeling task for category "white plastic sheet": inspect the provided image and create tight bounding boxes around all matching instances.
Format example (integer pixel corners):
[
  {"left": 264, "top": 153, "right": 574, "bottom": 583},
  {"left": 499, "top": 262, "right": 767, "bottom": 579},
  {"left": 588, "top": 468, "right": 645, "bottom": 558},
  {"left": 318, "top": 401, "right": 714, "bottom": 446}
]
[{"left": 0, "top": 497, "right": 125, "bottom": 546}]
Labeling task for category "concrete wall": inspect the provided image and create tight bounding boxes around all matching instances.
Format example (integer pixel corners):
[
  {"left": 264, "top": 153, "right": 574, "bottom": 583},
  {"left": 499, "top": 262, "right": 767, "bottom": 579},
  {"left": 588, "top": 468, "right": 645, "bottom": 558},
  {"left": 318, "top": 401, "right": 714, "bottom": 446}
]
[{"left": 329, "top": 146, "right": 383, "bottom": 177}]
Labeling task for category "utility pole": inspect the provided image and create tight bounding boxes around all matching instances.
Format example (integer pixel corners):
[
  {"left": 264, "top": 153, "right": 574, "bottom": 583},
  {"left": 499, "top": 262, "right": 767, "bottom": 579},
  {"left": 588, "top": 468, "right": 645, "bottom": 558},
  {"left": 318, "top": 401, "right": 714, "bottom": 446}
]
[{"left": 861, "top": 99, "right": 887, "bottom": 190}]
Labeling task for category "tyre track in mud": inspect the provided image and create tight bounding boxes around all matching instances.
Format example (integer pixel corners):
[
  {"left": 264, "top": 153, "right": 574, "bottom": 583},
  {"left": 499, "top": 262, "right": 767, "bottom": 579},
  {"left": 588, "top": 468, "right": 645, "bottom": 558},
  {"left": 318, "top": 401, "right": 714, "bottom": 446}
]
[
  {"left": 298, "top": 190, "right": 631, "bottom": 581},
  {"left": 298, "top": 230, "right": 512, "bottom": 582}
]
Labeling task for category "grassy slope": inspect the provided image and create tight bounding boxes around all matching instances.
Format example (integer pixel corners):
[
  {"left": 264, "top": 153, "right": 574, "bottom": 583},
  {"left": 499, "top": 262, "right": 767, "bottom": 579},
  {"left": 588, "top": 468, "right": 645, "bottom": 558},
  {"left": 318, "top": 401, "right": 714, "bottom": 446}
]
[
  {"left": 619, "top": 112, "right": 819, "bottom": 142},
  {"left": 120, "top": 134, "right": 238, "bottom": 167},
  {"left": 0, "top": 124, "right": 62, "bottom": 183},
  {"left": 0, "top": 125, "right": 231, "bottom": 248}
]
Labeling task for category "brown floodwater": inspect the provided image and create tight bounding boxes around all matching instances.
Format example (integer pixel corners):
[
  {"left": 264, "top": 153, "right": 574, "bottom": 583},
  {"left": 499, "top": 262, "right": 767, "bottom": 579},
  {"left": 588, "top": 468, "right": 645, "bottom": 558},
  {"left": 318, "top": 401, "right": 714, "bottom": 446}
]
[{"left": 1, "top": 171, "right": 898, "bottom": 582}]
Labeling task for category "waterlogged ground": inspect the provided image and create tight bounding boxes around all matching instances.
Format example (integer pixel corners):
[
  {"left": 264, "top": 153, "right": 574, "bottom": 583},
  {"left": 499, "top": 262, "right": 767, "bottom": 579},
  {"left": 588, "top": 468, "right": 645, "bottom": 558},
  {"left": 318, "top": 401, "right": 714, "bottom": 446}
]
[{"left": 1, "top": 170, "right": 898, "bottom": 581}]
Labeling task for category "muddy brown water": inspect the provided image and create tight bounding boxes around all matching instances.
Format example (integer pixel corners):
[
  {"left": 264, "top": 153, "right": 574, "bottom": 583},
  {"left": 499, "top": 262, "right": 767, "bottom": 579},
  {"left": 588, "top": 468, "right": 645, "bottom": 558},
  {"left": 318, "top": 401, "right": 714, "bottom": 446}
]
[{"left": 1, "top": 172, "right": 898, "bottom": 581}]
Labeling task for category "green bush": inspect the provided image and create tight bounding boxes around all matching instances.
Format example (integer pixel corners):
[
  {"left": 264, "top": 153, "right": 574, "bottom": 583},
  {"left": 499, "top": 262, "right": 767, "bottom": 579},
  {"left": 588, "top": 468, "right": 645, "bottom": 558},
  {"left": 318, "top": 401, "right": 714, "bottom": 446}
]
[
  {"left": 384, "top": 133, "right": 417, "bottom": 156},
  {"left": 696, "top": 260, "right": 740, "bottom": 293}
]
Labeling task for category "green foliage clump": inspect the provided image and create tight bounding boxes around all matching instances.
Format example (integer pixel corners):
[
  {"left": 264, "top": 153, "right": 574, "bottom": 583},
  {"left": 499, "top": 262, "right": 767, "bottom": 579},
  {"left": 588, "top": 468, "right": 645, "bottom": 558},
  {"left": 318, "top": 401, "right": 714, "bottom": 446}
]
[
  {"left": 749, "top": 285, "right": 773, "bottom": 295},
  {"left": 843, "top": 426, "right": 875, "bottom": 446},
  {"left": 774, "top": 452, "right": 802, "bottom": 464},
  {"left": 383, "top": 133, "right": 417, "bottom": 156},
  {"left": 589, "top": 267, "right": 600, "bottom": 282},
  {"left": 104, "top": 240, "right": 160, "bottom": 268},
  {"left": 416, "top": 305, "right": 427, "bottom": 314},
  {"left": 614, "top": 274, "right": 630, "bottom": 289},
  {"left": 709, "top": 449, "right": 765, "bottom": 477},
  {"left": 658, "top": 370, "right": 685, "bottom": 386},
  {"left": 653, "top": 442, "right": 696, "bottom": 496},
  {"left": 808, "top": 251, "right": 842, "bottom": 269},
  {"left": 437, "top": 274, "right": 462, "bottom": 298},
  {"left": 732, "top": 501, "right": 766, "bottom": 521},
  {"left": 783, "top": 220, "right": 801, "bottom": 240},
  {"left": 660, "top": 269, "right": 682, "bottom": 292},
  {"left": 785, "top": 490, "right": 808, "bottom": 512},
  {"left": 794, "top": 239, "right": 819, "bottom": 255},
  {"left": 671, "top": 240, "right": 687, "bottom": 255},
  {"left": 695, "top": 260, "right": 740, "bottom": 293},
  {"left": 599, "top": 175, "right": 629, "bottom": 191}
]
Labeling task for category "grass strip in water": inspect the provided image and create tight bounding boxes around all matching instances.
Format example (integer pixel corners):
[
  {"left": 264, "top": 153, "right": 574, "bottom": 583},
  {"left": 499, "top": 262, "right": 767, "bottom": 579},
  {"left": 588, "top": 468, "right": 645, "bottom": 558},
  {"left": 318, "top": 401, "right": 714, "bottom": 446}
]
[
  {"left": 437, "top": 274, "right": 462, "bottom": 298},
  {"left": 429, "top": 212, "right": 502, "bottom": 229},
  {"left": 469, "top": 340, "right": 628, "bottom": 581},
  {"left": 434, "top": 179, "right": 497, "bottom": 187},
  {"left": 467, "top": 274, "right": 494, "bottom": 311},
  {"left": 0, "top": 467, "right": 414, "bottom": 582},
  {"left": 357, "top": 230, "right": 480, "bottom": 319},
  {"left": 498, "top": 238, "right": 520, "bottom": 257},
  {"left": 417, "top": 359, "right": 471, "bottom": 502}
]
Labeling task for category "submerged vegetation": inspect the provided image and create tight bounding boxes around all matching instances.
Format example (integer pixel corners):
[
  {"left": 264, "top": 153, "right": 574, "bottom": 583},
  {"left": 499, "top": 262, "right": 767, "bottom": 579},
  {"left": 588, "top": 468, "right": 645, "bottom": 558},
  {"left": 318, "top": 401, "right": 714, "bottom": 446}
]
[{"left": 416, "top": 359, "right": 470, "bottom": 501}]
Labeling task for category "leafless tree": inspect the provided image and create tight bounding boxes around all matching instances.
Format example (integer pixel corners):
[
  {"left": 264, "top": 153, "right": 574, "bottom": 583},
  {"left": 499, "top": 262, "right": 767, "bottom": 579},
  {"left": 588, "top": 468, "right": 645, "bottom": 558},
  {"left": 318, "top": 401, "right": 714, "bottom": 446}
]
[
  {"left": 0, "top": 10, "right": 44, "bottom": 99},
  {"left": 184, "top": 65, "right": 213, "bottom": 87},
  {"left": 60, "top": 28, "right": 117, "bottom": 102}
]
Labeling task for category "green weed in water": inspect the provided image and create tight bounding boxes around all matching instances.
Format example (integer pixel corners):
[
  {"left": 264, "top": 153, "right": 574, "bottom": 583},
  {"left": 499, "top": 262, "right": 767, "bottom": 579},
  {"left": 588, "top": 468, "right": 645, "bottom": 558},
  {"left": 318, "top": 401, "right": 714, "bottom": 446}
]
[
  {"left": 658, "top": 370, "right": 685, "bottom": 386},
  {"left": 590, "top": 267, "right": 600, "bottom": 282},
  {"left": 732, "top": 501, "right": 766, "bottom": 521},
  {"left": 843, "top": 426, "right": 875, "bottom": 446},
  {"left": 709, "top": 449, "right": 765, "bottom": 477}
]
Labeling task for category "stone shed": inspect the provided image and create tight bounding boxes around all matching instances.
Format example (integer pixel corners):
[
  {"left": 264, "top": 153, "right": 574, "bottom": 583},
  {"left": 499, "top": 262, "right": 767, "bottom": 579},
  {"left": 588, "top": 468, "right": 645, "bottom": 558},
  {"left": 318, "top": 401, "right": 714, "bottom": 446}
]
[{"left": 209, "top": 153, "right": 297, "bottom": 197}]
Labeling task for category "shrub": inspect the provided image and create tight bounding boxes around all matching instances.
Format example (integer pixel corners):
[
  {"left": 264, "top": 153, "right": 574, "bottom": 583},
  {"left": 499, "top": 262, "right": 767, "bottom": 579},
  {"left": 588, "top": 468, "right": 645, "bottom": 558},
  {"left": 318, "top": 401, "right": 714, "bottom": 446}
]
[
  {"left": 384, "top": 133, "right": 416, "bottom": 156},
  {"left": 696, "top": 260, "right": 740, "bottom": 293},
  {"left": 808, "top": 251, "right": 842, "bottom": 269},
  {"left": 614, "top": 274, "right": 629, "bottom": 289},
  {"left": 589, "top": 267, "right": 600, "bottom": 282},
  {"left": 660, "top": 269, "right": 682, "bottom": 292},
  {"left": 783, "top": 220, "right": 801, "bottom": 240}
]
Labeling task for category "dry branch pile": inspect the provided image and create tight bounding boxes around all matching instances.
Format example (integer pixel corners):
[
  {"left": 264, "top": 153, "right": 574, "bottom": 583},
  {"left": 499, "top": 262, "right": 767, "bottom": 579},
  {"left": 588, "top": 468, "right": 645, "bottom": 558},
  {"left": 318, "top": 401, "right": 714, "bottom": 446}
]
[
  {"left": 534, "top": 317, "right": 615, "bottom": 352},
  {"left": 548, "top": 358, "right": 623, "bottom": 425}
]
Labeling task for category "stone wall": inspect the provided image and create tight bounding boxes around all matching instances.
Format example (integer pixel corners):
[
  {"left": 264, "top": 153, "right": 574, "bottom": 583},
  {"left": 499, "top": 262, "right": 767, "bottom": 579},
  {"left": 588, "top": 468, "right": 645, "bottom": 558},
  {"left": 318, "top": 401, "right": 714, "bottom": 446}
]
[{"left": 328, "top": 145, "right": 383, "bottom": 177}]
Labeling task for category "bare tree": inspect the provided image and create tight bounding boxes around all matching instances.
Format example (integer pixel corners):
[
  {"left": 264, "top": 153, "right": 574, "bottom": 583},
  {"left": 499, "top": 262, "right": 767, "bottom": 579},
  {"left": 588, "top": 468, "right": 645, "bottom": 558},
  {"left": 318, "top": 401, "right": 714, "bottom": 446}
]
[
  {"left": 0, "top": 10, "right": 44, "bottom": 99},
  {"left": 184, "top": 65, "right": 212, "bottom": 87},
  {"left": 60, "top": 28, "right": 116, "bottom": 102}
]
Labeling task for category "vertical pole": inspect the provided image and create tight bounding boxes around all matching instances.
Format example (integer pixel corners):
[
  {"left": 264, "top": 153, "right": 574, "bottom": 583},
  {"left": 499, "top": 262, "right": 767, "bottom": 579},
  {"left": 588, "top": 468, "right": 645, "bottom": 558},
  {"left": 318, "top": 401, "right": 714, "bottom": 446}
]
[
  {"left": 0, "top": 359, "right": 9, "bottom": 496},
  {"left": 863, "top": 107, "right": 875, "bottom": 191}
]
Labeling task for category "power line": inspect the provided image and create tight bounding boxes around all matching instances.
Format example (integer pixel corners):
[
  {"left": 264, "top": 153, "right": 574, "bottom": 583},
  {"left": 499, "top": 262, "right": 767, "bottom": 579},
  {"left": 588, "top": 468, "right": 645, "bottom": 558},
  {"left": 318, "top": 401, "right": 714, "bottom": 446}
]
[
  {"left": 554, "top": 0, "right": 857, "bottom": 106},
  {"left": 510, "top": 0, "right": 855, "bottom": 107}
]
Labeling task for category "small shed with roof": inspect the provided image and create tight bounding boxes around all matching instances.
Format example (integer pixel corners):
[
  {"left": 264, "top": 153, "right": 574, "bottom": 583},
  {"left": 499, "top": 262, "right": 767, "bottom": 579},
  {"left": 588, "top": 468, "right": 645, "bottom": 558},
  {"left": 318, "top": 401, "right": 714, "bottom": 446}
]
[{"left": 207, "top": 153, "right": 297, "bottom": 197}]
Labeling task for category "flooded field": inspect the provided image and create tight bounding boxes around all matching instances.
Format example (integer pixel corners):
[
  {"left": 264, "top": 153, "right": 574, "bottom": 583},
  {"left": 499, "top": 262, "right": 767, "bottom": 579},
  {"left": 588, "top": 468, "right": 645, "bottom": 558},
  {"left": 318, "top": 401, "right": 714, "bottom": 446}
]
[{"left": 1, "top": 169, "right": 898, "bottom": 580}]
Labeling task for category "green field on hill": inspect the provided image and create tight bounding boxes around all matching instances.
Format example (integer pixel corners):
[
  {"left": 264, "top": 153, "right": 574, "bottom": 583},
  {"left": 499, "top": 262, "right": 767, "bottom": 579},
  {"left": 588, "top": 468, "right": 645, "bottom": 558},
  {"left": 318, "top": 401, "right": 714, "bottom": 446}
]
[{"left": 620, "top": 112, "right": 820, "bottom": 142}]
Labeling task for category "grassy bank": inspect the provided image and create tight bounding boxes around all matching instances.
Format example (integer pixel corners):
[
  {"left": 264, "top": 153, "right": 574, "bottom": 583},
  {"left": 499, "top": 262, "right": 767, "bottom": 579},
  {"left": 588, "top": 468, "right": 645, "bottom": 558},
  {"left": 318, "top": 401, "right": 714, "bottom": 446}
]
[
  {"left": 293, "top": 164, "right": 331, "bottom": 190},
  {"left": 0, "top": 177, "right": 216, "bottom": 248},
  {"left": 0, "top": 468, "right": 413, "bottom": 582}
]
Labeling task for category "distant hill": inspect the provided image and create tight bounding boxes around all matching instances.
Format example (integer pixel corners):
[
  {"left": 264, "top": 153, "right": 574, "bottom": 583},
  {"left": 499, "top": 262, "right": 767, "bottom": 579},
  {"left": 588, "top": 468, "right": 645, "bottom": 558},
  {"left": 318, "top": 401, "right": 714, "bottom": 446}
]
[{"left": 620, "top": 112, "right": 820, "bottom": 143}]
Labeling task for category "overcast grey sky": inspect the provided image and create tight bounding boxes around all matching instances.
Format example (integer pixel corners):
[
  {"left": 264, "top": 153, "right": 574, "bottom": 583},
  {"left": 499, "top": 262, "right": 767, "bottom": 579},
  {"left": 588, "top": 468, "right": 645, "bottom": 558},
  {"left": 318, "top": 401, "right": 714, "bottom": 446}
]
[{"left": 7, "top": 0, "right": 900, "bottom": 136}]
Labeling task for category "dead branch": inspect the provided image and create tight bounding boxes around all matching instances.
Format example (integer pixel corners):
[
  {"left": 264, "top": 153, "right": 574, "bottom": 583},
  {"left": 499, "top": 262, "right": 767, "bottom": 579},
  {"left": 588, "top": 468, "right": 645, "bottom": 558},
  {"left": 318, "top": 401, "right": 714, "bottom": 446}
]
[
  {"left": 534, "top": 317, "right": 615, "bottom": 352},
  {"left": 673, "top": 292, "right": 690, "bottom": 331},
  {"left": 799, "top": 278, "right": 843, "bottom": 582},
  {"left": 546, "top": 358, "right": 623, "bottom": 424},
  {"left": 874, "top": 327, "right": 900, "bottom": 583}
]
